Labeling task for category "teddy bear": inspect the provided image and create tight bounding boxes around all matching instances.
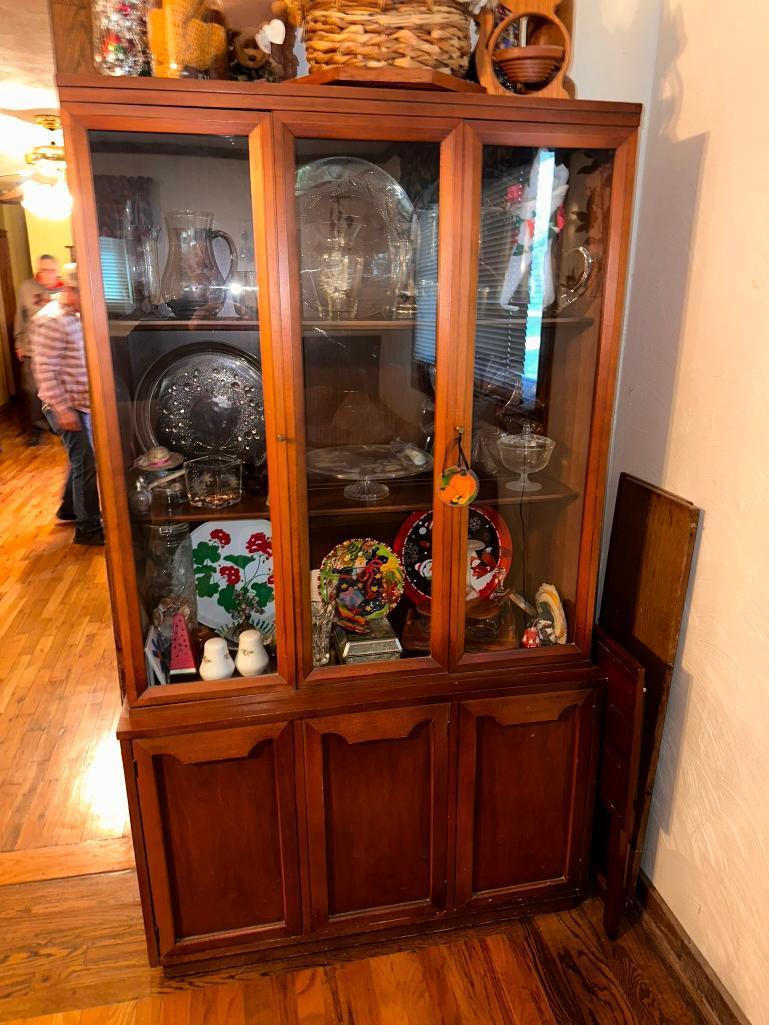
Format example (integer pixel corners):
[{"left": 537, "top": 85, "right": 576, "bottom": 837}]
[{"left": 229, "top": 0, "right": 299, "bottom": 82}]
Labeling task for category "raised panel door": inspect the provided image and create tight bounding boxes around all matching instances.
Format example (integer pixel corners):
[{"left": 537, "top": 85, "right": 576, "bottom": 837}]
[
  {"left": 455, "top": 687, "right": 599, "bottom": 908},
  {"left": 134, "top": 721, "right": 301, "bottom": 960},
  {"left": 303, "top": 704, "right": 449, "bottom": 930}
]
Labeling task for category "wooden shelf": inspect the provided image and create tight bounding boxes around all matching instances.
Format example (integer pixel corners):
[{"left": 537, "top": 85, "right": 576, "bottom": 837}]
[
  {"left": 138, "top": 493, "right": 269, "bottom": 525},
  {"left": 108, "top": 315, "right": 594, "bottom": 336},
  {"left": 306, "top": 474, "right": 577, "bottom": 519},
  {"left": 134, "top": 474, "right": 576, "bottom": 526},
  {"left": 109, "top": 318, "right": 258, "bottom": 335}
]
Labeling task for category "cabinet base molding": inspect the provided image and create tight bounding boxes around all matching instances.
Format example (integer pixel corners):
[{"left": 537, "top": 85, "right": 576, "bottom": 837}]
[
  {"left": 160, "top": 890, "right": 585, "bottom": 976},
  {"left": 635, "top": 873, "right": 749, "bottom": 1025}
]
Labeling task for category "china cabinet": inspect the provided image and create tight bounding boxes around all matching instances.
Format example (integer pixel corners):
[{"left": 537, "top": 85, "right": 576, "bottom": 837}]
[{"left": 58, "top": 71, "right": 640, "bottom": 969}]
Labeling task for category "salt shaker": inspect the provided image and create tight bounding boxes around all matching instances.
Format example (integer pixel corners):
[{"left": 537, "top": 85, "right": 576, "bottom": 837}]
[
  {"left": 235, "top": 629, "right": 269, "bottom": 677},
  {"left": 199, "top": 637, "right": 234, "bottom": 681}
]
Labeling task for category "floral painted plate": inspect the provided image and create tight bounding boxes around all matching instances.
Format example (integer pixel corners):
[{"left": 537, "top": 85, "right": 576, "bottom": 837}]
[
  {"left": 190, "top": 520, "right": 275, "bottom": 640},
  {"left": 394, "top": 505, "right": 513, "bottom": 606},
  {"left": 319, "top": 538, "right": 404, "bottom": 622}
]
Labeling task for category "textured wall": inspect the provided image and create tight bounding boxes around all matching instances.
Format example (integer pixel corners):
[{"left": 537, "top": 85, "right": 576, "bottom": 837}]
[{"left": 574, "top": 3, "right": 769, "bottom": 1022}]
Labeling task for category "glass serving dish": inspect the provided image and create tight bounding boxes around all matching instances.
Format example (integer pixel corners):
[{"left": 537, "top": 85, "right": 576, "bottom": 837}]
[
  {"left": 307, "top": 443, "right": 433, "bottom": 503},
  {"left": 296, "top": 157, "right": 415, "bottom": 321},
  {"left": 184, "top": 455, "right": 243, "bottom": 509},
  {"left": 497, "top": 423, "right": 555, "bottom": 491}
]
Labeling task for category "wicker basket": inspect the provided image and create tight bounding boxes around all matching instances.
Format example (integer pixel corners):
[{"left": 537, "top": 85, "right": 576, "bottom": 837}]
[{"left": 302, "top": 0, "right": 475, "bottom": 78}]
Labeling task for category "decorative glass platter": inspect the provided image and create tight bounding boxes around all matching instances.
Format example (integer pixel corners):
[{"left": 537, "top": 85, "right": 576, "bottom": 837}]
[{"left": 307, "top": 444, "right": 433, "bottom": 502}]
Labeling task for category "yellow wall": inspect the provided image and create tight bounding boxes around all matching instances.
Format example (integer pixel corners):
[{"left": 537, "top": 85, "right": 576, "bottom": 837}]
[
  {"left": 23, "top": 209, "right": 73, "bottom": 268},
  {"left": 0, "top": 204, "right": 32, "bottom": 291},
  {"left": 0, "top": 204, "right": 33, "bottom": 403}
]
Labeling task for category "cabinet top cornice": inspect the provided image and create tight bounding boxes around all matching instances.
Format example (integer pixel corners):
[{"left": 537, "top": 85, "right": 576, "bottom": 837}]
[{"left": 57, "top": 74, "right": 642, "bottom": 128}]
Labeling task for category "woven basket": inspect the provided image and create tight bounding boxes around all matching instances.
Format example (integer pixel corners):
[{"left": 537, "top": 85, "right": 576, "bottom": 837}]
[{"left": 302, "top": 0, "right": 475, "bottom": 78}]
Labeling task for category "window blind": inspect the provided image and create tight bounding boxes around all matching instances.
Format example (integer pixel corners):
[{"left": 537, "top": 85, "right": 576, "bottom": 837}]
[{"left": 98, "top": 236, "right": 133, "bottom": 314}]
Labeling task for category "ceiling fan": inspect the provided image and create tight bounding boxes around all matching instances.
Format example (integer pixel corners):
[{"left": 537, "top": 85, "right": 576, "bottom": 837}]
[{"left": 0, "top": 114, "right": 72, "bottom": 218}]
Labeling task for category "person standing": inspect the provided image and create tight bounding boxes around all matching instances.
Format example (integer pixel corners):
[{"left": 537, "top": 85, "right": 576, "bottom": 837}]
[
  {"left": 13, "top": 254, "right": 63, "bottom": 446},
  {"left": 29, "top": 264, "right": 103, "bottom": 546}
]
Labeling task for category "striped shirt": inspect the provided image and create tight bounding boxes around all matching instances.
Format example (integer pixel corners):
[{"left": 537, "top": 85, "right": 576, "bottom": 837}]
[{"left": 29, "top": 298, "right": 91, "bottom": 415}]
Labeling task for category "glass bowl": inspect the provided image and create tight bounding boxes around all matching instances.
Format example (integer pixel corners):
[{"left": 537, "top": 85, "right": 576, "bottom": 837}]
[
  {"left": 497, "top": 427, "right": 555, "bottom": 492},
  {"left": 184, "top": 455, "right": 243, "bottom": 509}
]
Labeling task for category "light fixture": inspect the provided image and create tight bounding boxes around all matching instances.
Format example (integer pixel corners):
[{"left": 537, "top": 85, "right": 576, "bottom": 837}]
[
  {"left": 22, "top": 175, "right": 73, "bottom": 220},
  {"left": 19, "top": 115, "right": 72, "bottom": 221}
]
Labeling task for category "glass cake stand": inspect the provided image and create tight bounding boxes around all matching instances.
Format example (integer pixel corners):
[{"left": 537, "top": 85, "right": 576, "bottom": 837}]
[{"left": 307, "top": 444, "right": 433, "bottom": 503}]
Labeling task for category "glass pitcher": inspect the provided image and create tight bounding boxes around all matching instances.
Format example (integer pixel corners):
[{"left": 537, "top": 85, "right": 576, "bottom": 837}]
[{"left": 161, "top": 210, "right": 237, "bottom": 319}]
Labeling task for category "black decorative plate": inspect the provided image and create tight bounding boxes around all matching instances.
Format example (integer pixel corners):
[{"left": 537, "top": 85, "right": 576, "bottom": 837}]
[
  {"left": 394, "top": 505, "right": 513, "bottom": 606},
  {"left": 133, "top": 342, "right": 266, "bottom": 466}
]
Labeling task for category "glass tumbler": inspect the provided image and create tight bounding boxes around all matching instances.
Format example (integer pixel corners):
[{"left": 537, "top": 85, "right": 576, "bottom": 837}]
[
  {"left": 311, "top": 601, "right": 335, "bottom": 667},
  {"left": 184, "top": 455, "right": 243, "bottom": 509}
]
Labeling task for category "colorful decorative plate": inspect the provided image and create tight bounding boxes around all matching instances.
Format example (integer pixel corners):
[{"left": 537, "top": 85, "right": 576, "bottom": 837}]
[
  {"left": 190, "top": 520, "right": 275, "bottom": 640},
  {"left": 394, "top": 505, "right": 513, "bottom": 606},
  {"left": 319, "top": 538, "right": 404, "bottom": 622}
]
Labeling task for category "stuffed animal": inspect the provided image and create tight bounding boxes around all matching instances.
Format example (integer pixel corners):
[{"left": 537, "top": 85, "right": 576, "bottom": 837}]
[{"left": 229, "top": 0, "right": 299, "bottom": 81}]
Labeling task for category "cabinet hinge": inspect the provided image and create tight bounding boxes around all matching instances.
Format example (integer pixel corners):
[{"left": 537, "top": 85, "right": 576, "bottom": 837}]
[{"left": 133, "top": 758, "right": 139, "bottom": 780}]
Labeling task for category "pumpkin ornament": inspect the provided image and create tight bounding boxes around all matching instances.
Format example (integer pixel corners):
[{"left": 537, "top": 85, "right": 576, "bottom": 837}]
[{"left": 439, "top": 428, "right": 479, "bottom": 508}]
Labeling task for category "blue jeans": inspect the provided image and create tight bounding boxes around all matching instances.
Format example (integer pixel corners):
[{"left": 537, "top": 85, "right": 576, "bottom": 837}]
[{"left": 43, "top": 408, "right": 101, "bottom": 532}]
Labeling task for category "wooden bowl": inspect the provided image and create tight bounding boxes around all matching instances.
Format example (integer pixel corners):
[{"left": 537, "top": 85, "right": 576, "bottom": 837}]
[{"left": 493, "top": 44, "right": 565, "bottom": 86}]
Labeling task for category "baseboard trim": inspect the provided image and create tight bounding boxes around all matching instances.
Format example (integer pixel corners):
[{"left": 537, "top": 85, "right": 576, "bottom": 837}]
[{"left": 635, "top": 871, "right": 751, "bottom": 1025}]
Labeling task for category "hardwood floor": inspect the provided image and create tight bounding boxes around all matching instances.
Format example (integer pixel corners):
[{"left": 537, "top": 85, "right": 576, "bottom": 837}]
[
  {"left": 0, "top": 415, "right": 129, "bottom": 853},
  {"left": 0, "top": 412, "right": 711, "bottom": 1025},
  {"left": 0, "top": 866, "right": 712, "bottom": 1025}
]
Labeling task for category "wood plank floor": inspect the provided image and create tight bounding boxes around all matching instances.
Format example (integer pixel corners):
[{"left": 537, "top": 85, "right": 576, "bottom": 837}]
[
  {"left": 0, "top": 415, "right": 129, "bottom": 853},
  {"left": 0, "top": 412, "right": 711, "bottom": 1025},
  {"left": 0, "top": 867, "right": 712, "bottom": 1025}
]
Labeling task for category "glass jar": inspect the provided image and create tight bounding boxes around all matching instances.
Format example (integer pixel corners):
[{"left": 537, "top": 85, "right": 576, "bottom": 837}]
[
  {"left": 147, "top": 0, "right": 228, "bottom": 79},
  {"left": 143, "top": 523, "right": 198, "bottom": 637},
  {"left": 92, "top": 0, "right": 149, "bottom": 76}
]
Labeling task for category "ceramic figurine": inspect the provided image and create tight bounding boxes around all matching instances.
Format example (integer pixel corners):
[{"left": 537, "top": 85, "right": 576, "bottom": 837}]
[
  {"left": 169, "top": 612, "right": 197, "bottom": 682},
  {"left": 235, "top": 629, "right": 269, "bottom": 677},
  {"left": 521, "top": 626, "right": 541, "bottom": 648},
  {"left": 199, "top": 637, "right": 235, "bottom": 681},
  {"left": 531, "top": 616, "right": 556, "bottom": 645}
]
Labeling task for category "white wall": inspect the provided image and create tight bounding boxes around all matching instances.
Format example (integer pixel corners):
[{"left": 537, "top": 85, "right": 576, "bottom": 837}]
[{"left": 574, "top": 3, "right": 769, "bottom": 1022}]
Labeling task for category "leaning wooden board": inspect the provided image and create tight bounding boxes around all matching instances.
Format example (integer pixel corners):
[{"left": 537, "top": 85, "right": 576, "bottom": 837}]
[{"left": 596, "top": 473, "right": 700, "bottom": 935}]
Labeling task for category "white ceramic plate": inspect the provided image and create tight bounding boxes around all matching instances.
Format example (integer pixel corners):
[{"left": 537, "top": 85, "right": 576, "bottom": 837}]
[{"left": 190, "top": 519, "right": 275, "bottom": 640}]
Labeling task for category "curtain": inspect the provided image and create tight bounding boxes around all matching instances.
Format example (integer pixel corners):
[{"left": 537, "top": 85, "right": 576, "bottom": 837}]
[{"left": 94, "top": 175, "right": 154, "bottom": 237}]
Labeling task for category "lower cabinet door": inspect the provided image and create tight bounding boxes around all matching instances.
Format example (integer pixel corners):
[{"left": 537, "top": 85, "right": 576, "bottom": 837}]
[
  {"left": 303, "top": 704, "right": 450, "bottom": 931},
  {"left": 455, "top": 687, "right": 599, "bottom": 909},
  {"left": 133, "top": 721, "right": 301, "bottom": 960}
]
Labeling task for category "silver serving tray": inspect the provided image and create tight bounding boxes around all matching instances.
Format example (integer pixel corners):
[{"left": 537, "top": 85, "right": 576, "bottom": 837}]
[{"left": 133, "top": 342, "right": 266, "bottom": 467}]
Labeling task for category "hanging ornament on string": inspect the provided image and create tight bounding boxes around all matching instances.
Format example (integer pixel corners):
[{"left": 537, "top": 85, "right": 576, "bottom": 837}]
[{"left": 438, "top": 427, "right": 479, "bottom": 507}]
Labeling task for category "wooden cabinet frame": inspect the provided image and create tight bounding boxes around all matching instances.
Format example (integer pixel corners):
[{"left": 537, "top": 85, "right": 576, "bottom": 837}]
[
  {"left": 63, "top": 93, "right": 639, "bottom": 703},
  {"left": 55, "top": 71, "right": 642, "bottom": 969}
]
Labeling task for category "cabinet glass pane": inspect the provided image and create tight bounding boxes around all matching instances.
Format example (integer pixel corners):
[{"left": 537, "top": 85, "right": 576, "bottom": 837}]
[
  {"left": 88, "top": 131, "right": 276, "bottom": 687},
  {"left": 462, "top": 146, "right": 613, "bottom": 655},
  {"left": 294, "top": 140, "right": 440, "bottom": 670}
]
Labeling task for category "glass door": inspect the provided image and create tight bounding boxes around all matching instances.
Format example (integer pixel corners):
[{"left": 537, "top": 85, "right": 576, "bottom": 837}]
[
  {"left": 453, "top": 134, "right": 621, "bottom": 665},
  {"left": 279, "top": 120, "right": 458, "bottom": 679},
  {"left": 85, "top": 125, "right": 287, "bottom": 695}
]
